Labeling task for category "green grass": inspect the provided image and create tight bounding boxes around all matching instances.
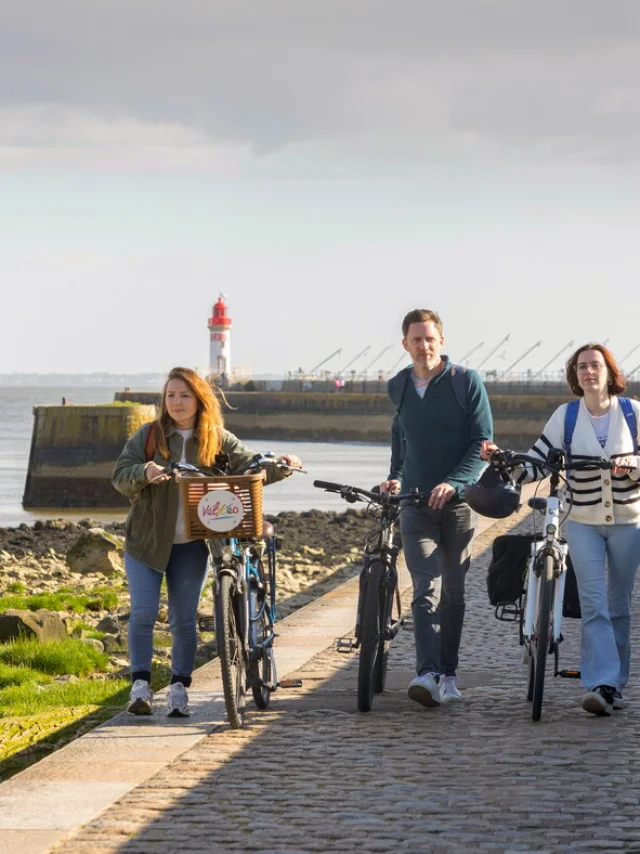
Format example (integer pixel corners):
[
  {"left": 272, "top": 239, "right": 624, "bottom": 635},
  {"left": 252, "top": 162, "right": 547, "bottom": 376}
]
[
  {"left": 4, "top": 581, "right": 26, "bottom": 595},
  {"left": 0, "top": 678, "right": 131, "bottom": 716},
  {"left": 0, "top": 663, "right": 50, "bottom": 690},
  {"left": 0, "top": 638, "right": 108, "bottom": 677},
  {"left": 0, "top": 588, "right": 118, "bottom": 614}
]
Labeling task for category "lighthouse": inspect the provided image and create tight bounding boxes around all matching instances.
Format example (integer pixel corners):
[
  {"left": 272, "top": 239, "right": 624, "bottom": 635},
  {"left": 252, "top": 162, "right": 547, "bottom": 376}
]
[{"left": 208, "top": 295, "right": 232, "bottom": 381}]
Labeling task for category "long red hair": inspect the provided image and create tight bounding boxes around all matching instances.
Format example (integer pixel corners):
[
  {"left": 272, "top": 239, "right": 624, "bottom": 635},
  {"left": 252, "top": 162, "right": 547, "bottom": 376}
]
[{"left": 153, "top": 367, "right": 224, "bottom": 465}]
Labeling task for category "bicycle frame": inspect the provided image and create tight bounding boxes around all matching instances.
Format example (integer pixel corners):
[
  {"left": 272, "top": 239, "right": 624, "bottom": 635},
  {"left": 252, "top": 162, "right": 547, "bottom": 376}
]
[
  {"left": 523, "top": 495, "right": 568, "bottom": 650},
  {"left": 355, "top": 516, "right": 402, "bottom": 648},
  {"left": 213, "top": 535, "right": 278, "bottom": 692}
]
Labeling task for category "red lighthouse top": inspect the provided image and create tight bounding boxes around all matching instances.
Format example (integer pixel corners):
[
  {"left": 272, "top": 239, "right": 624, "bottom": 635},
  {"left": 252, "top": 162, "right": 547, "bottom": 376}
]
[{"left": 208, "top": 295, "right": 232, "bottom": 328}]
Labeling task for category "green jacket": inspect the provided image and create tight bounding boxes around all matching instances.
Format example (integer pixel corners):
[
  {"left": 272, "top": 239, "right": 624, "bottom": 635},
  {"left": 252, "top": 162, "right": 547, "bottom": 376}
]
[{"left": 112, "top": 423, "right": 287, "bottom": 573}]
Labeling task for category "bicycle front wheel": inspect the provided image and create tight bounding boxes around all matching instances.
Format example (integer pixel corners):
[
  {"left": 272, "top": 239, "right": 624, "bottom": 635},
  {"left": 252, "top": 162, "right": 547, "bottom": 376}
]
[
  {"left": 532, "top": 555, "right": 555, "bottom": 722},
  {"left": 216, "top": 573, "right": 247, "bottom": 729},
  {"left": 358, "top": 560, "right": 386, "bottom": 712}
]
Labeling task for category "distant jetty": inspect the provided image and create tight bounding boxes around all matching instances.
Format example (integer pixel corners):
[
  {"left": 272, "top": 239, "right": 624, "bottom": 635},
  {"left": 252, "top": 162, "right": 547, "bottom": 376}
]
[{"left": 24, "top": 383, "right": 640, "bottom": 509}]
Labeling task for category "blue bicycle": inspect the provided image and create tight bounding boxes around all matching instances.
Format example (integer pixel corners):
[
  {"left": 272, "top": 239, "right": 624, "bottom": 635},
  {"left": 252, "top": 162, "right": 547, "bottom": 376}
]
[{"left": 174, "top": 454, "right": 304, "bottom": 728}]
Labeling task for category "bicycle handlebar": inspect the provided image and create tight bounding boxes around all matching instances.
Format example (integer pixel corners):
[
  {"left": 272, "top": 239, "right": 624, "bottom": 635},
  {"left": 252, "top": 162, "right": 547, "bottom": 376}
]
[
  {"left": 149, "top": 456, "right": 307, "bottom": 482},
  {"left": 313, "top": 479, "right": 428, "bottom": 506},
  {"left": 491, "top": 450, "right": 624, "bottom": 474}
]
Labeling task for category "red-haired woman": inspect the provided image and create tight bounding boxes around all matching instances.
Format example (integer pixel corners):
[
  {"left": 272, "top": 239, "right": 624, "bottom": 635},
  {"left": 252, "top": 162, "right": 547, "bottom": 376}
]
[
  {"left": 482, "top": 344, "right": 640, "bottom": 716},
  {"left": 113, "top": 367, "right": 302, "bottom": 717}
]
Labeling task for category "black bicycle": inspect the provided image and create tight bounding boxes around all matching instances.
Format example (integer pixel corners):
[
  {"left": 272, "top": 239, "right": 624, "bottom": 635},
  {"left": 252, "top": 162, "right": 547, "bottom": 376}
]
[{"left": 313, "top": 480, "right": 427, "bottom": 712}]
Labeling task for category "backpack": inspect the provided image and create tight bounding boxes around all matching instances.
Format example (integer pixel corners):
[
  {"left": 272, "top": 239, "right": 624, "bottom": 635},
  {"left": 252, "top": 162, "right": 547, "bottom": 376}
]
[
  {"left": 129, "top": 424, "right": 158, "bottom": 505},
  {"left": 388, "top": 363, "right": 470, "bottom": 418},
  {"left": 563, "top": 397, "right": 638, "bottom": 463},
  {"left": 144, "top": 423, "right": 157, "bottom": 461}
]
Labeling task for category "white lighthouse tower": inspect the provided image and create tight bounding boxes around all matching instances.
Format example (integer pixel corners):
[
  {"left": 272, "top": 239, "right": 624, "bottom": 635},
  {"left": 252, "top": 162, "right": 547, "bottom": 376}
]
[{"left": 208, "top": 294, "right": 232, "bottom": 381}]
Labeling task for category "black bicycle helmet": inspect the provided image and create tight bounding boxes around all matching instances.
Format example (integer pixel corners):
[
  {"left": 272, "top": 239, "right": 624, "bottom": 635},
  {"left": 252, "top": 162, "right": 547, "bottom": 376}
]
[{"left": 464, "top": 465, "right": 521, "bottom": 519}]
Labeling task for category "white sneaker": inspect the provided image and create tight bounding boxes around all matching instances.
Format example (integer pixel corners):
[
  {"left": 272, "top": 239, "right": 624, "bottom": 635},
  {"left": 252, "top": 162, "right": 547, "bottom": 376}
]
[
  {"left": 613, "top": 690, "right": 625, "bottom": 711},
  {"left": 440, "top": 675, "right": 463, "bottom": 703},
  {"left": 127, "top": 679, "right": 153, "bottom": 715},
  {"left": 167, "top": 682, "right": 190, "bottom": 717},
  {"left": 408, "top": 672, "right": 441, "bottom": 708}
]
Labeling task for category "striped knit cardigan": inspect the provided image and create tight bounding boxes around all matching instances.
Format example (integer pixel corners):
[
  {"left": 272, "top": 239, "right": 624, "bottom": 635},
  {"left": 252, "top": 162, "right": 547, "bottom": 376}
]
[{"left": 517, "top": 396, "right": 640, "bottom": 526}]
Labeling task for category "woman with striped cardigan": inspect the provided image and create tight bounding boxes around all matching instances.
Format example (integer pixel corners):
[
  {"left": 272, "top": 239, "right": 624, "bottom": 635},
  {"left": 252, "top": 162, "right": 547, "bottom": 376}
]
[{"left": 482, "top": 343, "right": 640, "bottom": 717}]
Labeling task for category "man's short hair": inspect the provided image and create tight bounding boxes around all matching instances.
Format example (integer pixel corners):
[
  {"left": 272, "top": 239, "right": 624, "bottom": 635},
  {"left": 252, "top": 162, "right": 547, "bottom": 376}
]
[{"left": 402, "top": 309, "right": 443, "bottom": 339}]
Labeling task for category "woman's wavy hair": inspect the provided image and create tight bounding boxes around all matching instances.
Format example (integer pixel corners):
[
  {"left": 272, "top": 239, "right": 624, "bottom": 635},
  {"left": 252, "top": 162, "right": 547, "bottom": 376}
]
[
  {"left": 565, "top": 342, "right": 626, "bottom": 397},
  {"left": 153, "top": 367, "right": 224, "bottom": 465}
]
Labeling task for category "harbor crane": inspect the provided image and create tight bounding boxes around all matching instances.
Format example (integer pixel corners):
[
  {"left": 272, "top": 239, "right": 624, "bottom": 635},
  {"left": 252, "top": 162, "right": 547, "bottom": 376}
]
[
  {"left": 620, "top": 343, "right": 640, "bottom": 367},
  {"left": 337, "top": 345, "right": 371, "bottom": 375},
  {"left": 459, "top": 341, "right": 484, "bottom": 365},
  {"left": 501, "top": 341, "right": 543, "bottom": 377},
  {"left": 309, "top": 348, "right": 342, "bottom": 375},
  {"left": 533, "top": 340, "right": 574, "bottom": 377},
  {"left": 364, "top": 346, "right": 393, "bottom": 373},
  {"left": 476, "top": 335, "right": 510, "bottom": 370}
]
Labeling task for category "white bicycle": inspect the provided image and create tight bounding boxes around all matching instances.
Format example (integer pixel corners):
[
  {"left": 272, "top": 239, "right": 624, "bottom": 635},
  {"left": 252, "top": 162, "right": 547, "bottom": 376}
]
[{"left": 489, "top": 449, "right": 613, "bottom": 721}]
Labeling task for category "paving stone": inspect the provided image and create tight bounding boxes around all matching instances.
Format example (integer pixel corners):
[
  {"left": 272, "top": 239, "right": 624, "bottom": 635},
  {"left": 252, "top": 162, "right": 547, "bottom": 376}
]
[{"left": 31, "top": 505, "right": 640, "bottom": 853}]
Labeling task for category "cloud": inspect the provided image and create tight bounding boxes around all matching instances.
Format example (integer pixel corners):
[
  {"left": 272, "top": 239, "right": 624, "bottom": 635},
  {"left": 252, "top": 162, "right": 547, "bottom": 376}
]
[{"left": 1, "top": 1, "right": 640, "bottom": 165}]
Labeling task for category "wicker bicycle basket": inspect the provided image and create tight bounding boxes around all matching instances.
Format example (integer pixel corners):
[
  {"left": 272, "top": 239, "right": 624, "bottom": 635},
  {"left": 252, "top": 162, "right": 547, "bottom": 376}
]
[{"left": 178, "top": 473, "right": 264, "bottom": 540}]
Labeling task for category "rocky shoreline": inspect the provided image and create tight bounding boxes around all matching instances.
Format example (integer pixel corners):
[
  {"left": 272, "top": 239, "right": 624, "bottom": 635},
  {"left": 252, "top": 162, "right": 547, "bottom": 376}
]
[{"left": 0, "top": 509, "right": 375, "bottom": 637}]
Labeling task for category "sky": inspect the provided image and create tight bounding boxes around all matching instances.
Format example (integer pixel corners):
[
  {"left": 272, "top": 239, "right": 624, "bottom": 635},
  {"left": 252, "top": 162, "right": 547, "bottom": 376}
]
[{"left": 2, "top": 1, "right": 640, "bottom": 378}]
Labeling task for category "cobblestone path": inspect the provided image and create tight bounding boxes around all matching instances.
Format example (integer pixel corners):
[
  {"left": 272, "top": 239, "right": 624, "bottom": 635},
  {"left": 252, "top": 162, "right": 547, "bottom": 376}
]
[{"left": 54, "top": 510, "right": 640, "bottom": 853}]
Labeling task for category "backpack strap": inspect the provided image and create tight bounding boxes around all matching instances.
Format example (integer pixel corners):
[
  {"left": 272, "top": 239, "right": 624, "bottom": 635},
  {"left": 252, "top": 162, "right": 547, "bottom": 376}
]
[
  {"left": 449, "top": 364, "right": 470, "bottom": 415},
  {"left": 388, "top": 366, "right": 412, "bottom": 415},
  {"left": 144, "top": 423, "right": 157, "bottom": 462},
  {"left": 563, "top": 400, "right": 580, "bottom": 475},
  {"left": 619, "top": 397, "right": 639, "bottom": 454}
]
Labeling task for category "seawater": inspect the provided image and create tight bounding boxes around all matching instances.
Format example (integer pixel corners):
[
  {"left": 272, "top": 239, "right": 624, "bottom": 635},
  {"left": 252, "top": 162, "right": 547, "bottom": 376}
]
[{"left": 0, "top": 387, "right": 391, "bottom": 528}]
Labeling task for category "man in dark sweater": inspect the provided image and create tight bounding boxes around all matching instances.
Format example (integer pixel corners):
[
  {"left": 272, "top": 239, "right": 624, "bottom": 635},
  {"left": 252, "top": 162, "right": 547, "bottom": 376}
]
[{"left": 381, "top": 309, "right": 493, "bottom": 707}]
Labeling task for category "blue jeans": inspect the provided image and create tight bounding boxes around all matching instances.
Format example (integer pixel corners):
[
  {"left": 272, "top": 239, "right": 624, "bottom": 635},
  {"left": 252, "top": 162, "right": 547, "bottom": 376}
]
[
  {"left": 564, "top": 520, "right": 640, "bottom": 691},
  {"left": 125, "top": 541, "right": 209, "bottom": 682}
]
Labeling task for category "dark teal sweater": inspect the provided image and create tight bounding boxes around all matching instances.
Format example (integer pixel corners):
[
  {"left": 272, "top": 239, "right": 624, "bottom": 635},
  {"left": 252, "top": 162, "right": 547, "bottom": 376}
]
[{"left": 387, "top": 358, "right": 493, "bottom": 499}]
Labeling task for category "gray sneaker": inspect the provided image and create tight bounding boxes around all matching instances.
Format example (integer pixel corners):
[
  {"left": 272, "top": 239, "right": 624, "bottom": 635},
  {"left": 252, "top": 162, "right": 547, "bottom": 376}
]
[
  {"left": 408, "top": 672, "right": 441, "bottom": 708},
  {"left": 127, "top": 679, "right": 153, "bottom": 715},
  {"left": 167, "top": 682, "right": 191, "bottom": 717}
]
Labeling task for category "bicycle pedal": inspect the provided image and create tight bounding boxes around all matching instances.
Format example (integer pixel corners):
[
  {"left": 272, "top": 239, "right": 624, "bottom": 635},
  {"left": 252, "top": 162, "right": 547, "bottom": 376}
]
[
  {"left": 335, "top": 637, "right": 357, "bottom": 653},
  {"left": 402, "top": 618, "right": 414, "bottom": 631},
  {"left": 198, "top": 617, "right": 216, "bottom": 632},
  {"left": 558, "top": 669, "right": 581, "bottom": 679},
  {"left": 278, "top": 679, "right": 302, "bottom": 689}
]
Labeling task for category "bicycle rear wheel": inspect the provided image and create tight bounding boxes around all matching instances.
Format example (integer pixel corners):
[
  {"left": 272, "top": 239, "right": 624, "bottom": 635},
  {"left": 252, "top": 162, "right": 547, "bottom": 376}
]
[
  {"left": 250, "top": 605, "right": 273, "bottom": 710},
  {"left": 216, "top": 573, "right": 247, "bottom": 729},
  {"left": 532, "top": 555, "right": 555, "bottom": 722},
  {"left": 358, "top": 560, "right": 386, "bottom": 712}
]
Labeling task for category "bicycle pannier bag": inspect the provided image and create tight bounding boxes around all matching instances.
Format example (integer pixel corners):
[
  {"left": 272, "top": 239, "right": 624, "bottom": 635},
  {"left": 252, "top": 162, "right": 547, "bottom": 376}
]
[
  {"left": 487, "top": 534, "right": 534, "bottom": 606},
  {"left": 488, "top": 533, "right": 582, "bottom": 619}
]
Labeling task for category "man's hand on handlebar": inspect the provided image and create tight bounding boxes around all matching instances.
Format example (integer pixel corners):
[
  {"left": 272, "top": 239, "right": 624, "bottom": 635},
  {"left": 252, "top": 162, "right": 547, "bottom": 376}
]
[
  {"left": 380, "top": 479, "right": 401, "bottom": 495},
  {"left": 429, "top": 482, "right": 456, "bottom": 510},
  {"left": 480, "top": 440, "right": 500, "bottom": 461}
]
